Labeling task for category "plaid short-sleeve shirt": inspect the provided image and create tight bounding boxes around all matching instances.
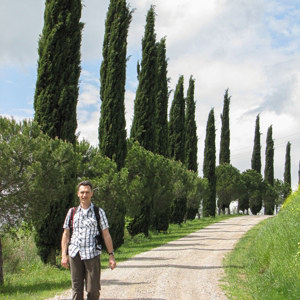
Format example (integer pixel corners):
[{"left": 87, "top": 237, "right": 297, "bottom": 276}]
[{"left": 63, "top": 203, "right": 109, "bottom": 260}]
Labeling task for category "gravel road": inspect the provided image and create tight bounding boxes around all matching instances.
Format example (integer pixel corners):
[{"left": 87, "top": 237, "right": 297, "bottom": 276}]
[{"left": 47, "top": 215, "right": 271, "bottom": 300}]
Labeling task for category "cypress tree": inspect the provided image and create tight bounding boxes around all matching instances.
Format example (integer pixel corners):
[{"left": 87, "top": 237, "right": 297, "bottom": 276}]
[
  {"left": 34, "top": 0, "right": 83, "bottom": 145},
  {"left": 155, "top": 38, "right": 169, "bottom": 156},
  {"left": 99, "top": 0, "right": 132, "bottom": 170},
  {"left": 264, "top": 126, "right": 274, "bottom": 215},
  {"left": 33, "top": 0, "right": 80, "bottom": 264},
  {"left": 168, "top": 75, "right": 185, "bottom": 162},
  {"left": 185, "top": 76, "right": 198, "bottom": 172},
  {"left": 130, "top": 5, "right": 157, "bottom": 152},
  {"left": 219, "top": 89, "right": 231, "bottom": 164},
  {"left": 283, "top": 141, "right": 292, "bottom": 198},
  {"left": 284, "top": 141, "right": 291, "bottom": 188},
  {"left": 264, "top": 126, "right": 274, "bottom": 186},
  {"left": 203, "top": 108, "right": 216, "bottom": 217},
  {"left": 251, "top": 114, "right": 261, "bottom": 174}
]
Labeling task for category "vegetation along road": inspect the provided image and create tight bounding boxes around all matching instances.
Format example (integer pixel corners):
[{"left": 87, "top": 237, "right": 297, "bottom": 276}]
[{"left": 49, "top": 215, "right": 271, "bottom": 300}]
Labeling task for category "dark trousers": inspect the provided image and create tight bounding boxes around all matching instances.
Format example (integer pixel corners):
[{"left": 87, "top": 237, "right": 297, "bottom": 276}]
[{"left": 69, "top": 253, "right": 101, "bottom": 300}]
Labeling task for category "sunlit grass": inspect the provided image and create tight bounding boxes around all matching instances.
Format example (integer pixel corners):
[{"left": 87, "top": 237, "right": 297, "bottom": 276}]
[{"left": 222, "top": 189, "right": 300, "bottom": 300}]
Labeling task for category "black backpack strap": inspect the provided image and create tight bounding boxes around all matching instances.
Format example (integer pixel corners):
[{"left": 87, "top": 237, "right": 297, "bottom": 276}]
[
  {"left": 93, "top": 205, "right": 101, "bottom": 234},
  {"left": 69, "top": 206, "right": 78, "bottom": 241},
  {"left": 93, "top": 205, "right": 104, "bottom": 248}
]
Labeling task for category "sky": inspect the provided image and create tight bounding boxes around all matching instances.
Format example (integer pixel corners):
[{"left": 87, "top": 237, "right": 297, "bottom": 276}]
[{"left": 1, "top": 0, "right": 300, "bottom": 189}]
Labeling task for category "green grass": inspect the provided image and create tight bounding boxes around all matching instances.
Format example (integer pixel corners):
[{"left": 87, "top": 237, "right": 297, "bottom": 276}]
[
  {"left": 222, "top": 189, "right": 300, "bottom": 300},
  {"left": 0, "top": 214, "right": 235, "bottom": 299}
]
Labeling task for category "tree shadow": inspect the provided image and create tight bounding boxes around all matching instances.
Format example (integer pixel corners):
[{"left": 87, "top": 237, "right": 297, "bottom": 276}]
[
  {"left": 101, "top": 279, "right": 149, "bottom": 286},
  {"left": 1, "top": 279, "right": 70, "bottom": 296},
  {"left": 126, "top": 256, "right": 172, "bottom": 261},
  {"left": 101, "top": 298, "right": 166, "bottom": 300},
  {"left": 116, "top": 263, "right": 243, "bottom": 271}
]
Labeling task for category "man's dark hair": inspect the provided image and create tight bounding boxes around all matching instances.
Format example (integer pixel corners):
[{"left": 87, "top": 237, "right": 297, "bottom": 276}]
[{"left": 77, "top": 180, "right": 93, "bottom": 191}]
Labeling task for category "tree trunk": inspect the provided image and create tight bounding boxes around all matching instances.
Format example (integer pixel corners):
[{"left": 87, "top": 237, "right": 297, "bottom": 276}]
[
  {"left": 0, "top": 237, "right": 4, "bottom": 285},
  {"left": 46, "top": 248, "right": 56, "bottom": 265}
]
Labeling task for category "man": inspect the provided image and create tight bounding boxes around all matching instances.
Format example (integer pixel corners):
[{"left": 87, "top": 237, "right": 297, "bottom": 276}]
[{"left": 61, "top": 180, "right": 116, "bottom": 300}]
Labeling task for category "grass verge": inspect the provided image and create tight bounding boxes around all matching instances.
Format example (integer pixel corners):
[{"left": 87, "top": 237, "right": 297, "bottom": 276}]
[
  {"left": 222, "top": 189, "right": 300, "bottom": 300},
  {"left": 0, "top": 214, "right": 235, "bottom": 299}
]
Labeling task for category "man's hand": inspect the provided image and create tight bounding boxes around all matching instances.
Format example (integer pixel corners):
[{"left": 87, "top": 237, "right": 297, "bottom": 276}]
[
  {"left": 109, "top": 255, "right": 117, "bottom": 270},
  {"left": 61, "top": 255, "right": 69, "bottom": 269}
]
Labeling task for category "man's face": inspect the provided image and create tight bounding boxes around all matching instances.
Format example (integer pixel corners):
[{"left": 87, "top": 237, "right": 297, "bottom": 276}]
[{"left": 77, "top": 185, "right": 93, "bottom": 208}]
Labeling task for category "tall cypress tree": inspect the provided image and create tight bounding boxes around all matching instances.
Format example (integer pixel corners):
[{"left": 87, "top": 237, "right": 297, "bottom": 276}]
[
  {"left": 219, "top": 89, "right": 231, "bottom": 165},
  {"left": 264, "top": 126, "right": 275, "bottom": 215},
  {"left": 34, "top": 0, "right": 83, "bottom": 145},
  {"left": 130, "top": 5, "right": 157, "bottom": 152},
  {"left": 99, "top": 0, "right": 132, "bottom": 170},
  {"left": 203, "top": 108, "right": 216, "bottom": 217},
  {"left": 33, "top": 0, "right": 80, "bottom": 264},
  {"left": 264, "top": 126, "right": 274, "bottom": 186},
  {"left": 185, "top": 76, "right": 198, "bottom": 172},
  {"left": 284, "top": 141, "right": 291, "bottom": 188},
  {"left": 168, "top": 75, "right": 185, "bottom": 162},
  {"left": 155, "top": 37, "right": 169, "bottom": 156},
  {"left": 251, "top": 114, "right": 261, "bottom": 174}
]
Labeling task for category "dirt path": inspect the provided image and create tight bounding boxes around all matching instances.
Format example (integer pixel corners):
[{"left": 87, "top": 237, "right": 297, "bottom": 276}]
[{"left": 48, "top": 215, "right": 271, "bottom": 300}]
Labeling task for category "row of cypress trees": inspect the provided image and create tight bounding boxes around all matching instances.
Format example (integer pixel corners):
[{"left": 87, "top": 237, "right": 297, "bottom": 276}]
[
  {"left": 31, "top": 0, "right": 293, "bottom": 261},
  {"left": 129, "top": 6, "right": 198, "bottom": 173},
  {"left": 31, "top": 0, "right": 202, "bottom": 262}
]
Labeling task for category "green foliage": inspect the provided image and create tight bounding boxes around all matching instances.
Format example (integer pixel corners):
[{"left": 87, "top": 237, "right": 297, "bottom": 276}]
[
  {"left": 34, "top": 0, "right": 83, "bottom": 144},
  {"left": 75, "top": 139, "right": 99, "bottom": 180},
  {"left": 216, "top": 163, "right": 241, "bottom": 214},
  {"left": 219, "top": 89, "right": 231, "bottom": 165},
  {"left": 169, "top": 75, "right": 185, "bottom": 162},
  {"left": 2, "top": 225, "right": 40, "bottom": 275},
  {"left": 223, "top": 189, "right": 300, "bottom": 299},
  {"left": 0, "top": 118, "right": 42, "bottom": 228},
  {"left": 130, "top": 5, "right": 157, "bottom": 152},
  {"left": 185, "top": 76, "right": 198, "bottom": 172},
  {"left": 186, "top": 176, "right": 208, "bottom": 220},
  {"left": 125, "top": 141, "right": 206, "bottom": 235},
  {"left": 203, "top": 109, "right": 216, "bottom": 217},
  {"left": 30, "top": 138, "right": 76, "bottom": 264},
  {"left": 264, "top": 126, "right": 274, "bottom": 186},
  {"left": 1, "top": 229, "right": 70, "bottom": 299},
  {"left": 99, "top": 0, "right": 132, "bottom": 169},
  {"left": 251, "top": 114, "right": 261, "bottom": 174},
  {"left": 274, "top": 179, "right": 291, "bottom": 209},
  {"left": 284, "top": 141, "right": 292, "bottom": 193},
  {"left": 263, "top": 181, "right": 277, "bottom": 215},
  {"left": 149, "top": 155, "right": 173, "bottom": 231},
  {"left": 241, "top": 169, "right": 264, "bottom": 215},
  {"left": 170, "top": 196, "right": 187, "bottom": 224},
  {"left": 0, "top": 118, "right": 76, "bottom": 268},
  {"left": 155, "top": 37, "right": 169, "bottom": 157},
  {"left": 169, "top": 170, "right": 188, "bottom": 225},
  {"left": 125, "top": 141, "right": 158, "bottom": 236},
  {"left": 78, "top": 150, "right": 127, "bottom": 250}
]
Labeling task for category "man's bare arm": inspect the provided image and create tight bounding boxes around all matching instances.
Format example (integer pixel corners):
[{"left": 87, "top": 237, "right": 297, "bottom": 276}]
[
  {"left": 61, "top": 229, "right": 70, "bottom": 268},
  {"left": 102, "top": 228, "right": 117, "bottom": 270}
]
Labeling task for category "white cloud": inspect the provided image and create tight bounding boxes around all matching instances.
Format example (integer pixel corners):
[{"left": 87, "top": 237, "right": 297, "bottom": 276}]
[
  {"left": 1, "top": 0, "right": 300, "bottom": 188},
  {"left": 0, "top": 1, "right": 44, "bottom": 67},
  {"left": 77, "top": 110, "right": 100, "bottom": 146},
  {"left": 78, "top": 83, "right": 100, "bottom": 107}
]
